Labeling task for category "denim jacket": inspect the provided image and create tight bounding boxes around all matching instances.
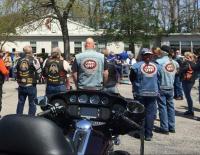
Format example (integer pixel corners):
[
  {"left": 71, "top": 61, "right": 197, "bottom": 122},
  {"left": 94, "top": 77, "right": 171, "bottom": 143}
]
[
  {"left": 130, "top": 61, "right": 161, "bottom": 97},
  {"left": 76, "top": 50, "right": 104, "bottom": 90},
  {"left": 156, "top": 56, "right": 179, "bottom": 90}
]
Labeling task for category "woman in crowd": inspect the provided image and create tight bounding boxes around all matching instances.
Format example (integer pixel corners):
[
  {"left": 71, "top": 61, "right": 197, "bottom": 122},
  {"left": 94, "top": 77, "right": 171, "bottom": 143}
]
[
  {"left": 3, "top": 51, "right": 12, "bottom": 81},
  {"left": 180, "top": 52, "right": 199, "bottom": 116}
]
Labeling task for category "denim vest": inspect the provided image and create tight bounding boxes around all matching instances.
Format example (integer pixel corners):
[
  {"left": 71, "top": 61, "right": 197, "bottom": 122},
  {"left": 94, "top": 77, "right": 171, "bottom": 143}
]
[
  {"left": 76, "top": 50, "right": 104, "bottom": 90},
  {"left": 156, "top": 56, "right": 178, "bottom": 90},
  {"left": 132, "top": 61, "right": 161, "bottom": 97}
]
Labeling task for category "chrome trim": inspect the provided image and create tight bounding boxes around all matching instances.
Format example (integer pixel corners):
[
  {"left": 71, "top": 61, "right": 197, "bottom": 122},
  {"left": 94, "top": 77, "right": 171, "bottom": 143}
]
[{"left": 73, "top": 120, "right": 92, "bottom": 155}]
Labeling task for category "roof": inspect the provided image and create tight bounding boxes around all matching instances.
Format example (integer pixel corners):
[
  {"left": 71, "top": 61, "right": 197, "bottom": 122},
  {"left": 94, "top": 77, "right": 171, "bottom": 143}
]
[{"left": 16, "top": 18, "right": 103, "bottom": 37}]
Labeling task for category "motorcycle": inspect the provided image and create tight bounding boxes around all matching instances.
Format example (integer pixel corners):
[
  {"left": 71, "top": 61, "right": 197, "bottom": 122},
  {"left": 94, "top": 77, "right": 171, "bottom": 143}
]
[{"left": 0, "top": 90, "right": 145, "bottom": 155}]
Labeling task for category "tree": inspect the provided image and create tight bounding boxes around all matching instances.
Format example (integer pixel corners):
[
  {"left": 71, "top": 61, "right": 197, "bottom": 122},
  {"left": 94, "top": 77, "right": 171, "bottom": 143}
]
[
  {"left": 102, "top": 0, "right": 158, "bottom": 53},
  {"left": 1, "top": 0, "right": 76, "bottom": 60},
  {"left": 0, "top": 1, "right": 27, "bottom": 50}
]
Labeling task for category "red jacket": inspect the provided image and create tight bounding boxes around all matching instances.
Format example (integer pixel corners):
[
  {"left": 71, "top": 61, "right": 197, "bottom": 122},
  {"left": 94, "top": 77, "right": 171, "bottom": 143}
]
[{"left": 0, "top": 58, "right": 9, "bottom": 75}]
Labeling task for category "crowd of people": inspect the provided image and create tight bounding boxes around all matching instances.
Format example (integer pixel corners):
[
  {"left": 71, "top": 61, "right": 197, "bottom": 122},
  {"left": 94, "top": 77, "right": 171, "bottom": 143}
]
[{"left": 0, "top": 37, "right": 200, "bottom": 142}]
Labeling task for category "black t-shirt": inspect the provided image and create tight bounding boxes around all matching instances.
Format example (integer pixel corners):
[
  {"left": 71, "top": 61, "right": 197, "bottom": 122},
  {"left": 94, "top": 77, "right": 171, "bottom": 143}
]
[{"left": 104, "top": 62, "right": 118, "bottom": 88}]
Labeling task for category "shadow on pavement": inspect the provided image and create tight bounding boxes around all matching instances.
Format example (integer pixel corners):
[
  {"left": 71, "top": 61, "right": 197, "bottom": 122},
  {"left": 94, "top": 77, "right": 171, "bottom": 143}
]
[
  {"left": 175, "top": 110, "right": 200, "bottom": 121},
  {"left": 176, "top": 105, "right": 200, "bottom": 112}
]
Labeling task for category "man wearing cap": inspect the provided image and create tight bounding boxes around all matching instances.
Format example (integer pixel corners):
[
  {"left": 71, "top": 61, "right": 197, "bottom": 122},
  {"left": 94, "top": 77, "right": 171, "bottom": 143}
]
[
  {"left": 15, "top": 45, "right": 42, "bottom": 116},
  {"left": 129, "top": 48, "right": 161, "bottom": 141},
  {"left": 72, "top": 37, "right": 108, "bottom": 90},
  {"left": 42, "top": 47, "right": 71, "bottom": 95},
  {"left": 155, "top": 45, "right": 179, "bottom": 134}
]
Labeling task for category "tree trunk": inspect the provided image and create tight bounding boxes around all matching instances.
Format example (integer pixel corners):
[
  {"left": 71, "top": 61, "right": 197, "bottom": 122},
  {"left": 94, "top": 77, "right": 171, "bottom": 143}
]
[
  {"left": 61, "top": 21, "right": 70, "bottom": 60},
  {"left": 129, "top": 43, "right": 135, "bottom": 54},
  {"left": 169, "top": 0, "right": 176, "bottom": 32}
]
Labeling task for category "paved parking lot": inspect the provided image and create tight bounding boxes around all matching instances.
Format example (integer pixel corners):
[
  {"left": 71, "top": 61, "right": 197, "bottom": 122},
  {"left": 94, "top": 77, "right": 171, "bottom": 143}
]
[{"left": 1, "top": 80, "right": 200, "bottom": 154}]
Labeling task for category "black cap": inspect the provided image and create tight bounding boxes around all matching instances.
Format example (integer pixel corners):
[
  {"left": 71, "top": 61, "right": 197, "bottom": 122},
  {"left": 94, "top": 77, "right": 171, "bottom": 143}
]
[{"left": 161, "top": 45, "right": 171, "bottom": 53}]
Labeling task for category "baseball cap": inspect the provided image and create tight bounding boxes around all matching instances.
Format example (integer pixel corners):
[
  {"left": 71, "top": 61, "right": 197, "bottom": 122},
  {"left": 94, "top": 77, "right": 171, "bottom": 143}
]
[{"left": 141, "top": 48, "right": 152, "bottom": 55}]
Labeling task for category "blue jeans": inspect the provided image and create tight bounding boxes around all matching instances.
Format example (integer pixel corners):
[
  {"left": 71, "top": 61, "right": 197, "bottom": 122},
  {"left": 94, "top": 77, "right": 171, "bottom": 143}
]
[
  {"left": 158, "top": 89, "right": 175, "bottom": 131},
  {"left": 136, "top": 96, "right": 157, "bottom": 138},
  {"left": 182, "top": 81, "right": 195, "bottom": 112},
  {"left": 174, "top": 74, "right": 183, "bottom": 97},
  {"left": 46, "top": 84, "right": 67, "bottom": 95},
  {"left": 16, "top": 85, "right": 37, "bottom": 116},
  {"left": 199, "top": 78, "right": 200, "bottom": 103}
]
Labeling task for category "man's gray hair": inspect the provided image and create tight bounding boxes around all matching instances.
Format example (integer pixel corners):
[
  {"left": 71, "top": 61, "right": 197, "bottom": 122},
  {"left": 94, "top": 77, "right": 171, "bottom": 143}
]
[
  {"left": 51, "top": 47, "right": 61, "bottom": 58},
  {"left": 23, "top": 45, "right": 33, "bottom": 55}
]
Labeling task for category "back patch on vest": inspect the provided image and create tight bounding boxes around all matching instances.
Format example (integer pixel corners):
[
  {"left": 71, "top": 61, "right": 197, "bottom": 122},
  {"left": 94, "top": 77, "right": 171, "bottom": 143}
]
[
  {"left": 163, "top": 62, "right": 175, "bottom": 73},
  {"left": 49, "top": 63, "right": 59, "bottom": 74},
  {"left": 81, "top": 58, "right": 98, "bottom": 73},
  {"left": 47, "top": 61, "right": 61, "bottom": 84},
  {"left": 18, "top": 58, "right": 33, "bottom": 84},
  {"left": 141, "top": 63, "right": 157, "bottom": 77},
  {"left": 20, "top": 60, "right": 29, "bottom": 72}
]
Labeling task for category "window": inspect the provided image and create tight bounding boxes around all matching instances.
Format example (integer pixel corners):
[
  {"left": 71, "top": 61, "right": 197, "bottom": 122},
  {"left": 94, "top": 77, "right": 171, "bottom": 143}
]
[
  {"left": 51, "top": 41, "right": 58, "bottom": 49},
  {"left": 181, "top": 41, "right": 190, "bottom": 46},
  {"left": 124, "top": 43, "right": 129, "bottom": 51},
  {"left": 192, "top": 41, "right": 200, "bottom": 46},
  {"left": 170, "top": 41, "right": 179, "bottom": 49},
  {"left": 30, "top": 41, "right": 36, "bottom": 53},
  {"left": 97, "top": 42, "right": 106, "bottom": 52},
  {"left": 74, "top": 41, "right": 82, "bottom": 54},
  {"left": 41, "top": 48, "right": 45, "bottom": 53},
  {"left": 192, "top": 41, "right": 200, "bottom": 52},
  {"left": 12, "top": 48, "right": 16, "bottom": 53}
]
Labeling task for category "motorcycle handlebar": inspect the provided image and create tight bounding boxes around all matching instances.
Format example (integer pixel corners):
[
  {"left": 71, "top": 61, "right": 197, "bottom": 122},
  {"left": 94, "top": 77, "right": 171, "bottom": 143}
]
[
  {"left": 121, "top": 115, "right": 142, "bottom": 130},
  {"left": 37, "top": 109, "right": 51, "bottom": 116},
  {"left": 37, "top": 105, "right": 65, "bottom": 117}
]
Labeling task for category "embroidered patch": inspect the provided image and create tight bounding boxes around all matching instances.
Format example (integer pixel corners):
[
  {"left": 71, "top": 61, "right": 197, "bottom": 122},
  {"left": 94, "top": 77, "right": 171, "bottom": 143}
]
[
  {"left": 164, "top": 62, "right": 175, "bottom": 73},
  {"left": 141, "top": 63, "right": 157, "bottom": 77},
  {"left": 81, "top": 58, "right": 98, "bottom": 72},
  {"left": 49, "top": 63, "right": 59, "bottom": 74},
  {"left": 19, "top": 60, "right": 29, "bottom": 71}
]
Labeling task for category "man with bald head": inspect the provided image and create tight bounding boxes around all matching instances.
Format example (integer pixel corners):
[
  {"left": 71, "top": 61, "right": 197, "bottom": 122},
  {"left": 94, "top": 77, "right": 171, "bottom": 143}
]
[
  {"left": 15, "top": 45, "right": 41, "bottom": 115},
  {"left": 72, "top": 37, "right": 108, "bottom": 90}
]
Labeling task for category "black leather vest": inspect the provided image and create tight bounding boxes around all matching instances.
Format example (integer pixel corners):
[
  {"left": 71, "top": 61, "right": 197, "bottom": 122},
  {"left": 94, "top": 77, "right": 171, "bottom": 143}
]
[
  {"left": 44, "top": 58, "right": 66, "bottom": 85},
  {"left": 17, "top": 56, "right": 37, "bottom": 85}
]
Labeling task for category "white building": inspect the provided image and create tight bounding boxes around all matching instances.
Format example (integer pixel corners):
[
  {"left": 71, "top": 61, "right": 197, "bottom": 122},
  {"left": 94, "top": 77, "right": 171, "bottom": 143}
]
[
  {"left": 3, "top": 18, "right": 199, "bottom": 56},
  {"left": 2, "top": 18, "right": 126, "bottom": 54}
]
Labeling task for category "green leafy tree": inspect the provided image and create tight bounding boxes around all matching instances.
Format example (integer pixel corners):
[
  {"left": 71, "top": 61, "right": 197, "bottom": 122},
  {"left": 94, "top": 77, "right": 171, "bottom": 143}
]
[
  {"left": 1, "top": 0, "right": 76, "bottom": 60},
  {"left": 0, "top": 2, "right": 27, "bottom": 49},
  {"left": 102, "top": 0, "right": 159, "bottom": 52}
]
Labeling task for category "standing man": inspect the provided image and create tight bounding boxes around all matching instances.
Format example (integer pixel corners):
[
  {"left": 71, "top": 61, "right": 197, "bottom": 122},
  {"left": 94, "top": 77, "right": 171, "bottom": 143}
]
[
  {"left": 0, "top": 50, "right": 9, "bottom": 117},
  {"left": 72, "top": 37, "right": 108, "bottom": 90},
  {"left": 102, "top": 49, "right": 119, "bottom": 94},
  {"left": 15, "top": 45, "right": 41, "bottom": 116},
  {"left": 156, "top": 45, "right": 179, "bottom": 134},
  {"left": 129, "top": 48, "right": 161, "bottom": 141},
  {"left": 43, "top": 47, "right": 71, "bottom": 95}
]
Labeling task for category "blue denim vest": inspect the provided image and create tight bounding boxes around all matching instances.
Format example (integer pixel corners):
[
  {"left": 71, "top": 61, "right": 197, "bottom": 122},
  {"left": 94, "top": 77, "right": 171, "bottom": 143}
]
[
  {"left": 76, "top": 50, "right": 104, "bottom": 90},
  {"left": 132, "top": 61, "right": 161, "bottom": 97},
  {"left": 156, "top": 56, "right": 178, "bottom": 90}
]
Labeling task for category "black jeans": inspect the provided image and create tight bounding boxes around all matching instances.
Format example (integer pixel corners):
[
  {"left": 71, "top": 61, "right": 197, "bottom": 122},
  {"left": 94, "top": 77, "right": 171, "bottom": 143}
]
[{"left": 0, "top": 83, "right": 3, "bottom": 112}]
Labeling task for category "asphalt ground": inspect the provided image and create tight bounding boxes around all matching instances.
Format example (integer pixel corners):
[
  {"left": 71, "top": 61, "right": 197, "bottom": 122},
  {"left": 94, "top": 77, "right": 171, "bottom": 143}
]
[{"left": 1, "top": 80, "right": 200, "bottom": 155}]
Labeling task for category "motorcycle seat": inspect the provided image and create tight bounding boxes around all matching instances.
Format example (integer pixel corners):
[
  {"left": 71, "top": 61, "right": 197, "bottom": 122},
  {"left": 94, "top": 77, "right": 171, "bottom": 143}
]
[{"left": 0, "top": 114, "right": 75, "bottom": 155}]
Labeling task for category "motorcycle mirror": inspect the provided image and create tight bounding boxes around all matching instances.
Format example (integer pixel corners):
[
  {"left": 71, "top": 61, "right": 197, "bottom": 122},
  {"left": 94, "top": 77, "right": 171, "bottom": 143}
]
[
  {"left": 127, "top": 101, "right": 144, "bottom": 114},
  {"left": 35, "top": 96, "right": 48, "bottom": 107}
]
